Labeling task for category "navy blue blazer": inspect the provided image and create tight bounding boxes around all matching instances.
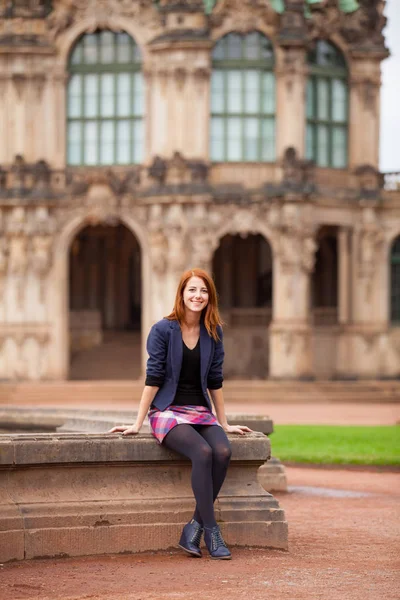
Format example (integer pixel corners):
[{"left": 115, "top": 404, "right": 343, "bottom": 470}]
[{"left": 145, "top": 318, "right": 224, "bottom": 412}]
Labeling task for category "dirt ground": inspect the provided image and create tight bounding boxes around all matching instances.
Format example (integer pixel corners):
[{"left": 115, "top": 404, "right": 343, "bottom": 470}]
[{"left": 1, "top": 467, "right": 399, "bottom": 600}]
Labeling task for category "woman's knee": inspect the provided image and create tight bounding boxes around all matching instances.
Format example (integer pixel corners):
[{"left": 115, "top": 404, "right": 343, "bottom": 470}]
[
  {"left": 214, "top": 443, "right": 232, "bottom": 464},
  {"left": 194, "top": 442, "right": 213, "bottom": 466}
]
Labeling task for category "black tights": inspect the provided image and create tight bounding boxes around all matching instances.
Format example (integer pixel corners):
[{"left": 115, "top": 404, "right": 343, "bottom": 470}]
[{"left": 163, "top": 424, "right": 232, "bottom": 529}]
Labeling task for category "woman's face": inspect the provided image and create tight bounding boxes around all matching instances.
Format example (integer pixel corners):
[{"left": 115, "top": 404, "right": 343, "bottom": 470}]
[{"left": 183, "top": 276, "right": 209, "bottom": 314}]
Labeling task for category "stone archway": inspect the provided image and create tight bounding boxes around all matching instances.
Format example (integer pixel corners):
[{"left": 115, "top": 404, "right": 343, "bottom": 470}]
[
  {"left": 48, "top": 208, "right": 151, "bottom": 381},
  {"left": 68, "top": 221, "right": 142, "bottom": 380},
  {"left": 212, "top": 233, "right": 273, "bottom": 379}
]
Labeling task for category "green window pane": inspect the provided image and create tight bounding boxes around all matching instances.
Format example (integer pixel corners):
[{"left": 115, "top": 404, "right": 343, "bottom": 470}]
[
  {"left": 67, "top": 122, "right": 82, "bottom": 165},
  {"left": 84, "top": 74, "right": 98, "bottom": 118},
  {"left": 116, "top": 73, "right": 131, "bottom": 117},
  {"left": 100, "top": 31, "right": 115, "bottom": 64},
  {"left": 244, "top": 117, "right": 258, "bottom": 160},
  {"left": 306, "top": 124, "right": 314, "bottom": 160},
  {"left": 70, "top": 44, "right": 82, "bottom": 65},
  {"left": 227, "top": 34, "right": 242, "bottom": 60},
  {"left": 100, "top": 74, "right": 114, "bottom": 117},
  {"left": 116, "top": 120, "right": 130, "bottom": 164},
  {"left": 83, "top": 34, "right": 98, "bottom": 64},
  {"left": 67, "top": 31, "right": 144, "bottom": 166},
  {"left": 116, "top": 33, "right": 132, "bottom": 63},
  {"left": 317, "top": 125, "right": 329, "bottom": 166},
  {"left": 244, "top": 70, "right": 260, "bottom": 114},
  {"left": 132, "top": 120, "right": 144, "bottom": 163},
  {"left": 133, "top": 73, "right": 144, "bottom": 116},
  {"left": 227, "top": 71, "right": 242, "bottom": 113},
  {"left": 317, "top": 79, "right": 329, "bottom": 120},
  {"left": 306, "top": 79, "right": 314, "bottom": 119},
  {"left": 261, "top": 119, "right": 275, "bottom": 162},
  {"left": 262, "top": 72, "right": 275, "bottom": 114},
  {"left": 211, "top": 117, "right": 224, "bottom": 161},
  {"left": 68, "top": 75, "right": 81, "bottom": 118},
  {"left": 212, "top": 39, "right": 225, "bottom": 60},
  {"left": 227, "top": 117, "right": 242, "bottom": 160},
  {"left": 211, "top": 71, "right": 224, "bottom": 113},
  {"left": 84, "top": 121, "right": 98, "bottom": 165},
  {"left": 332, "top": 127, "right": 347, "bottom": 168},
  {"left": 211, "top": 32, "right": 275, "bottom": 162},
  {"left": 244, "top": 32, "right": 260, "bottom": 60},
  {"left": 332, "top": 78, "right": 347, "bottom": 123},
  {"left": 100, "top": 121, "right": 114, "bottom": 165}
]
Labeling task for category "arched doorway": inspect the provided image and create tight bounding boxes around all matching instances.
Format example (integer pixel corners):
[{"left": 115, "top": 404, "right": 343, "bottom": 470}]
[
  {"left": 212, "top": 233, "right": 273, "bottom": 378},
  {"left": 311, "top": 225, "right": 338, "bottom": 378},
  {"left": 68, "top": 221, "right": 141, "bottom": 379},
  {"left": 312, "top": 226, "right": 338, "bottom": 325}
]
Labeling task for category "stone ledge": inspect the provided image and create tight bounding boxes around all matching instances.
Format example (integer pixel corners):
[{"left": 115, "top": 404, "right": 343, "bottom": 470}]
[
  {"left": 0, "top": 431, "right": 270, "bottom": 466},
  {"left": 0, "top": 432, "right": 287, "bottom": 562}
]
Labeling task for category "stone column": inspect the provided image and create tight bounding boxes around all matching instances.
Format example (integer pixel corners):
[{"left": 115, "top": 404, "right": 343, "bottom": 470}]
[
  {"left": 269, "top": 205, "right": 316, "bottom": 379},
  {"left": 275, "top": 0, "right": 307, "bottom": 159},
  {"left": 338, "top": 205, "right": 385, "bottom": 378},
  {"left": 349, "top": 61, "right": 381, "bottom": 169},
  {"left": 338, "top": 226, "right": 351, "bottom": 325},
  {"left": 147, "top": 5, "right": 211, "bottom": 160}
]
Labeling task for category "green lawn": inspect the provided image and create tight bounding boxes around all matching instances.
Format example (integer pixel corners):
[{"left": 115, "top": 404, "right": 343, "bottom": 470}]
[{"left": 270, "top": 425, "right": 400, "bottom": 466}]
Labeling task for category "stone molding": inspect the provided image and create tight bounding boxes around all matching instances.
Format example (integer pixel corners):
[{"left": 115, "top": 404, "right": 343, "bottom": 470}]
[
  {"left": 209, "top": 0, "right": 278, "bottom": 35},
  {"left": 47, "top": 0, "right": 162, "bottom": 41}
]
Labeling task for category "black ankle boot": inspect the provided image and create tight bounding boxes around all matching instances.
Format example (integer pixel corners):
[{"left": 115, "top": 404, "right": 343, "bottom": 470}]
[
  {"left": 178, "top": 519, "right": 203, "bottom": 558},
  {"left": 204, "top": 525, "right": 232, "bottom": 560}
]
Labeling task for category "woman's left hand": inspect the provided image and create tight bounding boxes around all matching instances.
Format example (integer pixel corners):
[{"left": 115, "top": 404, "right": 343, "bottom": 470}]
[{"left": 223, "top": 424, "right": 252, "bottom": 435}]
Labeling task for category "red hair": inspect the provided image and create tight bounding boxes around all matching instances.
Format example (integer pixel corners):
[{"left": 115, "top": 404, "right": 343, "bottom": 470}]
[{"left": 165, "top": 268, "right": 223, "bottom": 341}]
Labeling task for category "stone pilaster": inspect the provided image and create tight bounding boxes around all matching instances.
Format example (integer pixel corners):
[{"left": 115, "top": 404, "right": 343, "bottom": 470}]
[
  {"left": 276, "top": 0, "right": 307, "bottom": 159},
  {"left": 269, "top": 204, "right": 316, "bottom": 379}
]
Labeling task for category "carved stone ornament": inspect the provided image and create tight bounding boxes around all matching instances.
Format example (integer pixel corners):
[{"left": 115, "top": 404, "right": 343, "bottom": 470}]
[
  {"left": 147, "top": 152, "right": 209, "bottom": 189},
  {"left": 308, "top": 0, "right": 388, "bottom": 54},
  {"left": 272, "top": 204, "right": 317, "bottom": 275},
  {"left": 210, "top": 0, "right": 278, "bottom": 33},
  {"left": 47, "top": 0, "right": 162, "bottom": 39},
  {"left": 281, "top": 147, "right": 316, "bottom": 197},
  {"left": 354, "top": 164, "right": 382, "bottom": 200},
  {"left": 165, "top": 204, "right": 187, "bottom": 274},
  {"left": 148, "top": 204, "right": 168, "bottom": 275},
  {"left": 356, "top": 206, "right": 384, "bottom": 299},
  {"left": 189, "top": 204, "right": 218, "bottom": 268},
  {"left": 277, "top": 0, "right": 307, "bottom": 47}
]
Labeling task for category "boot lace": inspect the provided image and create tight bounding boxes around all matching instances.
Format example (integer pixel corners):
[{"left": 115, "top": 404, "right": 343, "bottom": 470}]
[
  {"left": 211, "top": 528, "right": 227, "bottom": 551},
  {"left": 190, "top": 522, "right": 203, "bottom": 546}
]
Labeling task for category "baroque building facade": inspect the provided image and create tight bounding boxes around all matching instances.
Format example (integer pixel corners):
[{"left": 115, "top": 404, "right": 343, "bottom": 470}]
[{"left": 0, "top": 0, "right": 399, "bottom": 381}]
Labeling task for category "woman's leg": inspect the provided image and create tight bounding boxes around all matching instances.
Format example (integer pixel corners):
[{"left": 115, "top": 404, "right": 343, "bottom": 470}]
[
  {"left": 192, "top": 426, "right": 232, "bottom": 526},
  {"left": 163, "top": 424, "right": 217, "bottom": 529}
]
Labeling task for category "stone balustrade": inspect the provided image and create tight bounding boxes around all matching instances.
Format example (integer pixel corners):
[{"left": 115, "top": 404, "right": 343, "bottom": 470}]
[{"left": 0, "top": 432, "right": 288, "bottom": 563}]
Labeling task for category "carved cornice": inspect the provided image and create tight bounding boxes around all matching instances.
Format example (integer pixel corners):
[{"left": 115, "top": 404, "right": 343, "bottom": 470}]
[
  {"left": 47, "top": 0, "right": 162, "bottom": 40},
  {"left": 307, "top": 0, "right": 388, "bottom": 58},
  {"left": 209, "top": 0, "right": 278, "bottom": 34}
]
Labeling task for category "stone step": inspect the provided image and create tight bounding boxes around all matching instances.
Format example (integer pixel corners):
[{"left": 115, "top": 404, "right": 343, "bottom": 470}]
[{"left": 0, "top": 380, "right": 399, "bottom": 405}]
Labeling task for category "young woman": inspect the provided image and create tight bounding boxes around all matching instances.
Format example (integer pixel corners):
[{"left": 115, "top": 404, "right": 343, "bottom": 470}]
[{"left": 110, "top": 268, "right": 251, "bottom": 560}]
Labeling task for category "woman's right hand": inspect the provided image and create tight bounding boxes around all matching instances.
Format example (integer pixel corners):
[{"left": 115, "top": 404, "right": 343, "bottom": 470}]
[{"left": 108, "top": 423, "right": 141, "bottom": 436}]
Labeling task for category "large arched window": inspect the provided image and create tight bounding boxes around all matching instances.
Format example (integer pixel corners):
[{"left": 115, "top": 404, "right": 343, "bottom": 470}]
[
  {"left": 306, "top": 40, "right": 348, "bottom": 168},
  {"left": 390, "top": 236, "right": 400, "bottom": 323},
  {"left": 210, "top": 32, "right": 275, "bottom": 162},
  {"left": 67, "top": 31, "right": 143, "bottom": 166}
]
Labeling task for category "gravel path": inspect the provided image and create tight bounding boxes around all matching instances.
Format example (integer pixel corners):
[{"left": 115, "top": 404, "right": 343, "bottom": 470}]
[{"left": 1, "top": 467, "right": 399, "bottom": 600}]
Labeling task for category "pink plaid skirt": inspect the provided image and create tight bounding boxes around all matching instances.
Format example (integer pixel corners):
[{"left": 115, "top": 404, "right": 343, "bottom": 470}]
[{"left": 148, "top": 405, "right": 220, "bottom": 444}]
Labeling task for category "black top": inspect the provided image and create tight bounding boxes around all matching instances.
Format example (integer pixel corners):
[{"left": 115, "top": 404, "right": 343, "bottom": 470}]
[{"left": 171, "top": 339, "right": 208, "bottom": 407}]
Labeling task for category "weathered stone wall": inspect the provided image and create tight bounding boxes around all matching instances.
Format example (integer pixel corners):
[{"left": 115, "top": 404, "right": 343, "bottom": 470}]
[{"left": 0, "top": 0, "right": 399, "bottom": 381}]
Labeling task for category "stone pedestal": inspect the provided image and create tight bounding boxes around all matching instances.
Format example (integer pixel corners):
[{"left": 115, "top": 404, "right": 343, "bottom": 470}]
[
  {"left": 258, "top": 457, "right": 288, "bottom": 493},
  {"left": 0, "top": 432, "right": 288, "bottom": 563}
]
